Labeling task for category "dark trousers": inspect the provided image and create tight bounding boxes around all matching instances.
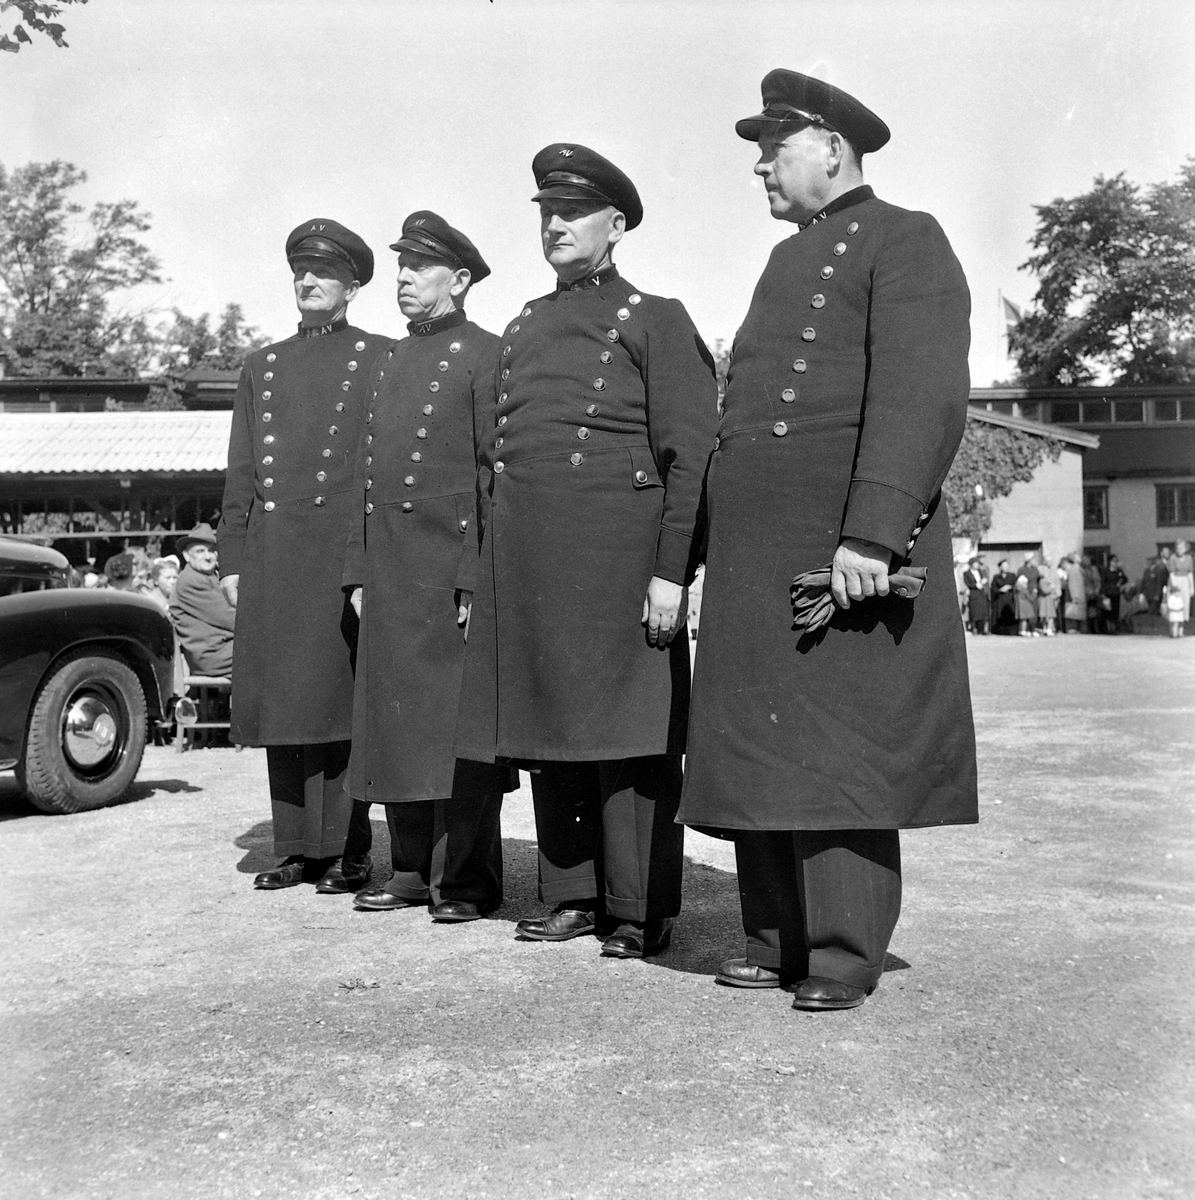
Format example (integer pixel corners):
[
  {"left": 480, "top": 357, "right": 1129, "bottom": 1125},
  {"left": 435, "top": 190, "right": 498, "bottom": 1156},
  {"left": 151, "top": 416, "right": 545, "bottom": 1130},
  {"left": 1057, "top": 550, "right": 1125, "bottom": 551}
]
[
  {"left": 530, "top": 754, "right": 684, "bottom": 923},
  {"left": 265, "top": 740, "right": 353, "bottom": 859},
  {"left": 735, "top": 828, "right": 902, "bottom": 990},
  {"left": 346, "top": 792, "right": 504, "bottom": 910}
]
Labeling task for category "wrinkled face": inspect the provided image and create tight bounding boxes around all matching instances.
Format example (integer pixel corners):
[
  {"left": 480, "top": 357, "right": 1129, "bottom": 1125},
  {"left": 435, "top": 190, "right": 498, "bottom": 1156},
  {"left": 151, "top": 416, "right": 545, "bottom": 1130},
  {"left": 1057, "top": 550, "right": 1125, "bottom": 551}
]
[
  {"left": 396, "top": 251, "right": 463, "bottom": 319},
  {"left": 539, "top": 199, "right": 623, "bottom": 280},
  {"left": 754, "top": 126, "right": 833, "bottom": 223},
  {"left": 155, "top": 564, "right": 178, "bottom": 595},
  {"left": 183, "top": 542, "right": 218, "bottom": 575},
  {"left": 291, "top": 256, "right": 358, "bottom": 322}
]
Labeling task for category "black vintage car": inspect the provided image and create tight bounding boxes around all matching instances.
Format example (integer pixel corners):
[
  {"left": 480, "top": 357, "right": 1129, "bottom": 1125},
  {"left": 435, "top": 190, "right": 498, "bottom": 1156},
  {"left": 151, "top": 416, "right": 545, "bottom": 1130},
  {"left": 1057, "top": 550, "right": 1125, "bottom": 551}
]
[{"left": 0, "top": 538, "right": 175, "bottom": 814}]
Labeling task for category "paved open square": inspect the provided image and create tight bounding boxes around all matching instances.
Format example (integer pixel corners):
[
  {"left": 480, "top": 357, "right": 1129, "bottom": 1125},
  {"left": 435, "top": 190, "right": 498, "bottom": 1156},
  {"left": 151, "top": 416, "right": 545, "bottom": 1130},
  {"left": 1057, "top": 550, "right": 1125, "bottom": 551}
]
[{"left": 2, "top": 634, "right": 1193, "bottom": 1199}]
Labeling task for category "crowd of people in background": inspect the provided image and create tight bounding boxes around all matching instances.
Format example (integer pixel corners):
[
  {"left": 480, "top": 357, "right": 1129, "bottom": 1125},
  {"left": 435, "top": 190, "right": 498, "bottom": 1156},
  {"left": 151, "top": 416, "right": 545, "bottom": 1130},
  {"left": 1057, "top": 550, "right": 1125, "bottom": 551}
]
[{"left": 959, "top": 540, "right": 1191, "bottom": 638}]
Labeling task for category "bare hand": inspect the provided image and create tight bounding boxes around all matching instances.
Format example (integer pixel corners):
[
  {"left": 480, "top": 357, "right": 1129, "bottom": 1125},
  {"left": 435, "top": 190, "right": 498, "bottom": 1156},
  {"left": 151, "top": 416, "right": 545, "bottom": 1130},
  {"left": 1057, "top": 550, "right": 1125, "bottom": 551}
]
[
  {"left": 641, "top": 575, "right": 687, "bottom": 649},
  {"left": 831, "top": 538, "right": 893, "bottom": 609},
  {"left": 350, "top": 587, "right": 362, "bottom": 618},
  {"left": 220, "top": 573, "right": 239, "bottom": 608},
  {"left": 457, "top": 590, "right": 472, "bottom": 641}
]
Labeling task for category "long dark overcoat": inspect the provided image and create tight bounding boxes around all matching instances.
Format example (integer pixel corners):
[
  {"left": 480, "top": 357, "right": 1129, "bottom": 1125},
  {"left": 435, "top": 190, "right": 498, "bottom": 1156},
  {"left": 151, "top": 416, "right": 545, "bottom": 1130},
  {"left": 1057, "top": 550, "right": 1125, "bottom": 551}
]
[
  {"left": 342, "top": 310, "right": 508, "bottom": 802},
  {"left": 219, "top": 321, "right": 390, "bottom": 746},
  {"left": 677, "top": 188, "right": 978, "bottom": 832},
  {"left": 453, "top": 269, "right": 719, "bottom": 763}
]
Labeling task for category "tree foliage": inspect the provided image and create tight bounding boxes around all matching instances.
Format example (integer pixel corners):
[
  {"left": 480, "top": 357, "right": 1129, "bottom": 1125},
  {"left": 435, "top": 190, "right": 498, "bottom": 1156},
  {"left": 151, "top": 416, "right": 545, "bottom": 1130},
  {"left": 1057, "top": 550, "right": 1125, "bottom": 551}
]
[
  {"left": 0, "top": 0, "right": 86, "bottom": 54},
  {"left": 1010, "top": 161, "right": 1195, "bottom": 386},
  {"left": 146, "top": 304, "right": 267, "bottom": 409},
  {"left": 943, "top": 419, "right": 1064, "bottom": 546}
]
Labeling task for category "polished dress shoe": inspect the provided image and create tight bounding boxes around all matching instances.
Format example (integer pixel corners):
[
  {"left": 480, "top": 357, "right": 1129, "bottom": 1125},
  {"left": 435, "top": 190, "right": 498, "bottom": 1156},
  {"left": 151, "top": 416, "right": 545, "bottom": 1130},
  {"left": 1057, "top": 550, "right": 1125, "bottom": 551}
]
[
  {"left": 515, "top": 908, "right": 597, "bottom": 941},
  {"left": 431, "top": 900, "right": 487, "bottom": 923},
  {"left": 789, "top": 975, "right": 873, "bottom": 1011},
  {"left": 600, "top": 918, "right": 673, "bottom": 959},
  {"left": 254, "top": 856, "right": 307, "bottom": 890},
  {"left": 314, "top": 855, "right": 372, "bottom": 895},
  {"left": 715, "top": 957, "right": 781, "bottom": 988},
  {"left": 353, "top": 885, "right": 426, "bottom": 911}
]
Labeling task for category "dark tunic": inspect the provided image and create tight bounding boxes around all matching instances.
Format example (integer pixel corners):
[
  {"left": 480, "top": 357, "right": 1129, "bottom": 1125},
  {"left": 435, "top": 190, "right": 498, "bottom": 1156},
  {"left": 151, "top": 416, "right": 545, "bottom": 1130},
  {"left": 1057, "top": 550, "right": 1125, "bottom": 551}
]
[
  {"left": 990, "top": 571, "right": 1018, "bottom": 628},
  {"left": 678, "top": 188, "right": 978, "bottom": 832},
  {"left": 453, "top": 268, "right": 719, "bottom": 762},
  {"left": 962, "top": 568, "right": 990, "bottom": 624},
  {"left": 218, "top": 320, "right": 390, "bottom": 745},
  {"left": 342, "top": 310, "right": 507, "bottom": 802}
]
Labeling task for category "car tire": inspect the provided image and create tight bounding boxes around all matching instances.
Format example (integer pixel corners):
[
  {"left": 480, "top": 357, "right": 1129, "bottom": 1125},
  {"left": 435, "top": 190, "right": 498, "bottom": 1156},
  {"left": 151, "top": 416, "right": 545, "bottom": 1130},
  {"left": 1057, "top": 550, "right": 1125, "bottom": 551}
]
[{"left": 18, "top": 649, "right": 148, "bottom": 814}]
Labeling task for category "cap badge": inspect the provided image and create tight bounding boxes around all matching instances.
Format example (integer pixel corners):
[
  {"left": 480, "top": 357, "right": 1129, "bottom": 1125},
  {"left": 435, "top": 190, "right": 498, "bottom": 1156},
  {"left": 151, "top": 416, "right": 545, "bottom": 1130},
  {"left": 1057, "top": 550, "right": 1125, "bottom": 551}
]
[
  {"left": 558, "top": 147, "right": 574, "bottom": 157},
  {"left": 413, "top": 218, "right": 426, "bottom": 226},
  {"left": 309, "top": 222, "right": 326, "bottom": 232}
]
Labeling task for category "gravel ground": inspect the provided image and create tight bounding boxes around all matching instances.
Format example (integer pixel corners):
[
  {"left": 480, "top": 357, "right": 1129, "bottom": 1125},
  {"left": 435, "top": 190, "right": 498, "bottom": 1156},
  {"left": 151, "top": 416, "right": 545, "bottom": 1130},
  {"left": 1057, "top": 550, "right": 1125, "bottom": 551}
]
[{"left": 2, "top": 634, "right": 1193, "bottom": 1199}]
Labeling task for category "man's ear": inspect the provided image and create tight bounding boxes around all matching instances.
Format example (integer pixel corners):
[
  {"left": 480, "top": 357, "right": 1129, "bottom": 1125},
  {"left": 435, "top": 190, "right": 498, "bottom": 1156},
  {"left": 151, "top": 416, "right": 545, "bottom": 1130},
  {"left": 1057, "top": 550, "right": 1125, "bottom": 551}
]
[
  {"left": 450, "top": 268, "right": 472, "bottom": 298},
  {"left": 609, "top": 209, "right": 626, "bottom": 246},
  {"left": 345, "top": 280, "right": 361, "bottom": 305}
]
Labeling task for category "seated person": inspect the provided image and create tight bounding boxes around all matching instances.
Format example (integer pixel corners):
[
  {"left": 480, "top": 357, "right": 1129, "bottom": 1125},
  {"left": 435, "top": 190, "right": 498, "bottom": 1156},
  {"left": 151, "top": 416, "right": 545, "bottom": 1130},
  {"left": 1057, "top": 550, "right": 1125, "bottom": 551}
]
[
  {"left": 146, "top": 557, "right": 180, "bottom": 613},
  {"left": 169, "top": 524, "right": 235, "bottom": 676}
]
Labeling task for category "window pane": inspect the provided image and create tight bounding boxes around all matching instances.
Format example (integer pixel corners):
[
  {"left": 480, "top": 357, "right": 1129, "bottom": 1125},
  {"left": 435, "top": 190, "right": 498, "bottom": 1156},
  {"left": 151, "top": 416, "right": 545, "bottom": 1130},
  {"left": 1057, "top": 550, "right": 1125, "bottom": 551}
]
[
  {"left": 1050, "top": 401, "right": 1080, "bottom": 423},
  {"left": 1155, "top": 399, "right": 1179, "bottom": 422},
  {"left": 989, "top": 401, "right": 1014, "bottom": 415},
  {"left": 1084, "top": 486, "right": 1109, "bottom": 529},
  {"left": 1113, "top": 400, "right": 1143, "bottom": 422},
  {"left": 1181, "top": 401, "right": 1195, "bottom": 422},
  {"left": 1017, "top": 401, "right": 1042, "bottom": 421},
  {"left": 1180, "top": 487, "right": 1195, "bottom": 525},
  {"left": 1083, "top": 402, "right": 1112, "bottom": 423}
]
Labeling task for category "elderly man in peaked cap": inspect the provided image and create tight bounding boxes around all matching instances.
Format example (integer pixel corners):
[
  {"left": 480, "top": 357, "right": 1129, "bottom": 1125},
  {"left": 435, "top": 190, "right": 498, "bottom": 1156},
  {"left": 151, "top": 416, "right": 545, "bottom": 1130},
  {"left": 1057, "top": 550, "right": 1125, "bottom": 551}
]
[
  {"left": 218, "top": 219, "right": 391, "bottom": 894},
  {"left": 677, "top": 71, "right": 977, "bottom": 1010},
  {"left": 340, "top": 211, "right": 515, "bottom": 922},
  {"left": 454, "top": 144, "right": 719, "bottom": 958}
]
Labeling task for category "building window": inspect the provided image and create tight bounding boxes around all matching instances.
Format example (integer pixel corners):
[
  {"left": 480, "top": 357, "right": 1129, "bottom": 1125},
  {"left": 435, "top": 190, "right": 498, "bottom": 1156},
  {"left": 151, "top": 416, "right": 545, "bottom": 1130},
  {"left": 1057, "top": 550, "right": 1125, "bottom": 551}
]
[
  {"left": 1083, "top": 486, "right": 1109, "bottom": 529},
  {"left": 1112, "top": 400, "right": 1143, "bottom": 422},
  {"left": 1085, "top": 545, "right": 1111, "bottom": 569},
  {"left": 1049, "top": 401, "right": 1080, "bottom": 423},
  {"left": 1155, "top": 399, "right": 1195, "bottom": 422},
  {"left": 1157, "top": 484, "right": 1195, "bottom": 527},
  {"left": 1082, "top": 401, "right": 1112, "bottom": 423}
]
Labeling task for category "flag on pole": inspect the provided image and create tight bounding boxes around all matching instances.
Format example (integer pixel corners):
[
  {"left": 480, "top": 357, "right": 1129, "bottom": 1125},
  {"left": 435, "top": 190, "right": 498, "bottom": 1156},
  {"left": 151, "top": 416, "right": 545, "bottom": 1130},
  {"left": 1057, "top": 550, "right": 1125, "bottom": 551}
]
[{"left": 1002, "top": 296, "right": 1023, "bottom": 331}]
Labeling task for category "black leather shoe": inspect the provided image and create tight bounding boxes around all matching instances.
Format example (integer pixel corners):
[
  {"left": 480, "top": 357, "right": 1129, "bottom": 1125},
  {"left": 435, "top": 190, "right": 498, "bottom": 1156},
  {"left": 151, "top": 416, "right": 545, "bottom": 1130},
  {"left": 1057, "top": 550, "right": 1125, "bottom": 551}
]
[
  {"left": 600, "top": 918, "right": 673, "bottom": 959},
  {"left": 352, "top": 885, "right": 425, "bottom": 911},
  {"left": 314, "top": 855, "right": 372, "bottom": 895},
  {"left": 789, "top": 976, "right": 873, "bottom": 1011},
  {"left": 515, "top": 908, "right": 597, "bottom": 941},
  {"left": 715, "top": 957, "right": 781, "bottom": 988},
  {"left": 431, "top": 900, "right": 487, "bottom": 923},
  {"left": 254, "top": 857, "right": 306, "bottom": 890}
]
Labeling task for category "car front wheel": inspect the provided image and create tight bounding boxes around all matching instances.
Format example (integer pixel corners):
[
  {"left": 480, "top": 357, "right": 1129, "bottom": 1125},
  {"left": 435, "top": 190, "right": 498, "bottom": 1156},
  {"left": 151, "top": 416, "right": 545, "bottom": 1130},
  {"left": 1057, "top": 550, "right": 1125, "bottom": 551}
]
[{"left": 18, "top": 649, "right": 148, "bottom": 814}]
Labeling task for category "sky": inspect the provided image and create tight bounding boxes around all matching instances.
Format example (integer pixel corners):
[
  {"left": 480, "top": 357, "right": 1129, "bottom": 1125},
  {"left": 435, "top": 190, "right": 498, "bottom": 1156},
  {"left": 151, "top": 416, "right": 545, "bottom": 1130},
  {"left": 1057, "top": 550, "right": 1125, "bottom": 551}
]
[{"left": 1, "top": 0, "right": 1192, "bottom": 386}]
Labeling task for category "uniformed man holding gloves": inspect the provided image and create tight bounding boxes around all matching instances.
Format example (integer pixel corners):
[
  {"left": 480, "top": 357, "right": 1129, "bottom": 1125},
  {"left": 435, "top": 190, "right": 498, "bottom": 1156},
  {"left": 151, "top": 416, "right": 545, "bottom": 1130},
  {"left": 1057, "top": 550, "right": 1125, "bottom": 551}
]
[{"left": 219, "top": 220, "right": 389, "bottom": 894}]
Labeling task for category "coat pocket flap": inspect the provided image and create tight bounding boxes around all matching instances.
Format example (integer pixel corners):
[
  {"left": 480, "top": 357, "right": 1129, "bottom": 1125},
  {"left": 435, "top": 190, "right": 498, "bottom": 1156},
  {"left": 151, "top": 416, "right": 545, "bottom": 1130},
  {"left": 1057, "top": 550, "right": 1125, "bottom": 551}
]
[{"left": 629, "top": 446, "right": 662, "bottom": 489}]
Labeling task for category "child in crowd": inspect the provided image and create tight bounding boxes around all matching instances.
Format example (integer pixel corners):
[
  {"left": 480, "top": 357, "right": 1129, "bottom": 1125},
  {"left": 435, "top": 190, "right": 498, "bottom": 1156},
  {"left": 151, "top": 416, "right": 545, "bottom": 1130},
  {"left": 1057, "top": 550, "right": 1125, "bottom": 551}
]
[{"left": 1166, "top": 582, "right": 1187, "bottom": 638}]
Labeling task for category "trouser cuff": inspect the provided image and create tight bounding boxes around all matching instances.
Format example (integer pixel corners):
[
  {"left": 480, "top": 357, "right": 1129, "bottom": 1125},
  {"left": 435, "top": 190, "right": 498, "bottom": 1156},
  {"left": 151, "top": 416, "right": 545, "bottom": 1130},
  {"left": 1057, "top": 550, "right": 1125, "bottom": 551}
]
[
  {"left": 272, "top": 839, "right": 345, "bottom": 859},
  {"left": 382, "top": 871, "right": 430, "bottom": 902},
  {"left": 809, "top": 948, "right": 884, "bottom": 990},
  {"left": 539, "top": 876, "right": 599, "bottom": 909},
  {"left": 745, "top": 938, "right": 784, "bottom": 970}
]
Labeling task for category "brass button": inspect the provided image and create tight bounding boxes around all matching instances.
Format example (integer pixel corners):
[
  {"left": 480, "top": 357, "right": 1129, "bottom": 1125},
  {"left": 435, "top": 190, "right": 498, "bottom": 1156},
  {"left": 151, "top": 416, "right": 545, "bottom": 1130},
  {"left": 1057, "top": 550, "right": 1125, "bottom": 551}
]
[
  {"left": 402, "top": 502, "right": 414, "bottom": 512},
  {"left": 570, "top": 452, "right": 583, "bottom": 466},
  {"left": 262, "top": 412, "right": 272, "bottom": 422},
  {"left": 363, "top": 458, "right": 370, "bottom": 469},
  {"left": 329, "top": 425, "right": 339, "bottom": 435},
  {"left": 365, "top": 501, "right": 374, "bottom": 514},
  {"left": 600, "top": 351, "right": 612, "bottom": 364},
  {"left": 713, "top": 436, "right": 721, "bottom": 450},
  {"left": 263, "top": 477, "right": 273, "bottom": 487},
  {"left": 429, "top": 382, "right": 439, "bottom": 392},
  {"left": 497, "top": 415, "right": 507, "bottom": 426},
  {"left": 366, "top": 434, "right": 373, "bottom": 445},
  {"left": 416, "top": 428, "right": 428, "bottom": 439},
  {"left": 365, "top": 478, "right": 373, "bottom": 489},
  {"left": 802, "top": 328, "right": 816, "bottom": 342},
  {"left": 411, "top": 452, "right": 422, "bottom": 462},
  {"left": 502, "top": 369, "right": 510, "bottom": 380},
  {"left": 847, "top": 221, "right": 859, "bottom": 235},
  {"left": 502, "top": 345, "right": 511, "bottom": 356},
  {"left": 355, "top": 340, "right": 366, "bottom": 351},
  {"left": 335, "top": 402, "right": 345, "bottom": 412},
  {"left": 348, "top": 360, "right": 358, "bottom": 371},
  {"left": 512, "top": 324, "right": 521, "bottom": 334},
  {"left": 781, "top": 388, "right": 795, "bottom": 403},
  {"left": 262, "top": 455, "right": 274, "bottom": 465},
  {"left": 635, "top": 469, "right": 648, "bottom": 483},
  {"left": 423, "top": 404, "right": 434, "bottom": 415},
  {"left": 499, "top": 392, "right": 508, "bottom": 404},
  {"left": 833, "top": 242, "right": 847, "bottom": 256},
  {"left": 494, "top": 461, "right": 505, "bottom": 473},
  {"left": 264, "top": 500, "right": 276, "bottom": 511},
  {"left": 906, "top": 539, "right": 915, "bottom": 550},
  {"left": 342, "top": 381, "right": 352, "bottom": 391},
  {"left": 521, "top": 308, "right": 531, "bottom": 317},
  {"left": 263, "top": 434, "right": 275, "bottom": 444},
  {"left": 262, "top": 390, "right": 272, "bottom": 401},
  {"left": 459, "top": 518, "right": 468, "bottom": 532},
  {"left": 629, "top": 293, "right": 641, "bottom": 304},
  {"left": 920, "top": 512, "right": 931, "bottom": 522},
  {"left": 585, "top": 404, "right": 599, "bottom": 417},
  {"left": 314, "top": 496, "right": 325, "bottom": 506},
  {"left": 606, "top": 329, "right": 619, "bottom": 342},
  {"left": 367, "top": 412, "right": 373, "bottom": 423},
  {"left": 449, "top": 341, "right": 461, "bottom": 353},
  {"left": 322, "top": 448, "right": 332, "bottom": 458},
  {"left": 267, "top": 352, "right": 276, "bottom": 363},
  {"left": 793, "top": 359, "right": 807, "bottom": 373},
  {"left": 494, "top": 437, "right": 503, "bottom": 450},
  {"left": 379, "top": 370, "right": 385, "bottom": 379},
  {"left": 317, "top": 470, "right": 327, "bottom": 481},
  {"left": 811, "top": 294, "right": 825, "bottom": 308},
  {"left": 439, "top": 361, "right": 449, "bottom": 371},
  {"left": 617, "top": 308, "right": 630, "bottom": 320},
  {"left": 264, "top": 371, "right": 274, "bottom": 381},
  {"left": 577, "top": 427, "right": 590, "bottom": 440},
  {"left": 404, "top": 475, "right": 415, "bottom": 486},
  {"left": 820, "top": 266, "right": 834, "bottom": 280},
  {"left": 593, "top": 378, "right": 605, "bottom": 391},
  {"left": 773, "top": 422, "right": 788, "bottom": 437}
]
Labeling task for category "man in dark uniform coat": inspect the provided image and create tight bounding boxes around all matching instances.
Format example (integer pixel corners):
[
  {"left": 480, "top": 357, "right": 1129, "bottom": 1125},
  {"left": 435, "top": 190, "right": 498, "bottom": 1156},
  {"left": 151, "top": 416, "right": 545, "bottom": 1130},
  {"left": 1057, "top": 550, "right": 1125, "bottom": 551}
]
[
  {"left": 454, "top": 144, "right": 719, "bottom": 958},
  {"left": 218, "top": 220, "right": 390, "bottom": 893},
  {"left": 340, "top": 212, "right": 513, "bottom": 922},
  {"left": 678, "top": 71, "right": 978, "bottom": 1010}
]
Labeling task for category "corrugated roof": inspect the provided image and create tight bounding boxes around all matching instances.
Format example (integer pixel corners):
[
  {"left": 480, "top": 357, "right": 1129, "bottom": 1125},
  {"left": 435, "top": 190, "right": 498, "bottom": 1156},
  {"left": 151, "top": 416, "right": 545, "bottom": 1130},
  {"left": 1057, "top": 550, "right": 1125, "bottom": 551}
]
[
  {"left": 0, "top": 411, "right": 231, "bottom": 474},
  {"left": 967, "top": 405, "right": 1100, "bottom": 449}
]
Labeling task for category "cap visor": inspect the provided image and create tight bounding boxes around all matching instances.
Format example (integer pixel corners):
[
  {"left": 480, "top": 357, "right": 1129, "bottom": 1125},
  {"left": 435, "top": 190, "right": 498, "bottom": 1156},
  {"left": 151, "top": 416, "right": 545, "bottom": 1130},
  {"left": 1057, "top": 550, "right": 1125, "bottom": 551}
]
[
  {"left": 388, "top": 236, "right": 452, "bottom": 260},
  {"left": 531, "top": 183, "right": 614, "bottom": 207}
]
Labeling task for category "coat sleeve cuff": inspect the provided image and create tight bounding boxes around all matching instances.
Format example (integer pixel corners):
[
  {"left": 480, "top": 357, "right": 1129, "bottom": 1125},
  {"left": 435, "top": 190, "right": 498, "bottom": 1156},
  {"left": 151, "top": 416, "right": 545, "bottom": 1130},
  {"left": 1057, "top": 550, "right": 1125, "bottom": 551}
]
[
  {"left": 216, "top": 535, "right": 245, "bottom": 578},
  {"left": 653, "top": 526, "right": 693, "bottom": 586},
  {"left": 841, "top": 479, "right": 930, "bottom": 560}
]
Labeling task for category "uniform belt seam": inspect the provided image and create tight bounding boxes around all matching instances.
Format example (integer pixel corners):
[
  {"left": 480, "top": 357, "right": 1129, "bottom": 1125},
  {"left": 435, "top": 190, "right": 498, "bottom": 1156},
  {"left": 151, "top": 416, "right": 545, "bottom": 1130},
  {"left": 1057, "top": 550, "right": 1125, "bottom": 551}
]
[{"left": 495, "top": 443, "right": 653, "bottom": 467}]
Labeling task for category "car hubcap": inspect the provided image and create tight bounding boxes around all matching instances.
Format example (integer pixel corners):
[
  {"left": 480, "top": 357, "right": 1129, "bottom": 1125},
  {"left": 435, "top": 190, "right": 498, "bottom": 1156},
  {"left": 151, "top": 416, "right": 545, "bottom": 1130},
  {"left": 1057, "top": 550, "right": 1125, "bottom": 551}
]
[{"left": 62, "top": 694, "right": 120, "bottom": 768}]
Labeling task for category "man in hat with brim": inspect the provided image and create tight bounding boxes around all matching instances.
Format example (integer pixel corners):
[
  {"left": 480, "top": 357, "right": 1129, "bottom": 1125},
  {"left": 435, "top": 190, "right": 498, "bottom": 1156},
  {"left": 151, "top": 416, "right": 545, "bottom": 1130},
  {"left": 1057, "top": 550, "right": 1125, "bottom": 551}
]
[
  {"left": 340, "top": 211, "right": 515, "bottom": 922},
  {"left": 454, "top": 144, "right": 719, "bottom": 958},
  {"left": 169, "top": 523, "right": 235, "bottom": 676},
  {"left": 218, "top": 219, "right": 391, "bottom": 895},
  {"left": 677, "top": 70, "right": 977, "bottom": 1010}
]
